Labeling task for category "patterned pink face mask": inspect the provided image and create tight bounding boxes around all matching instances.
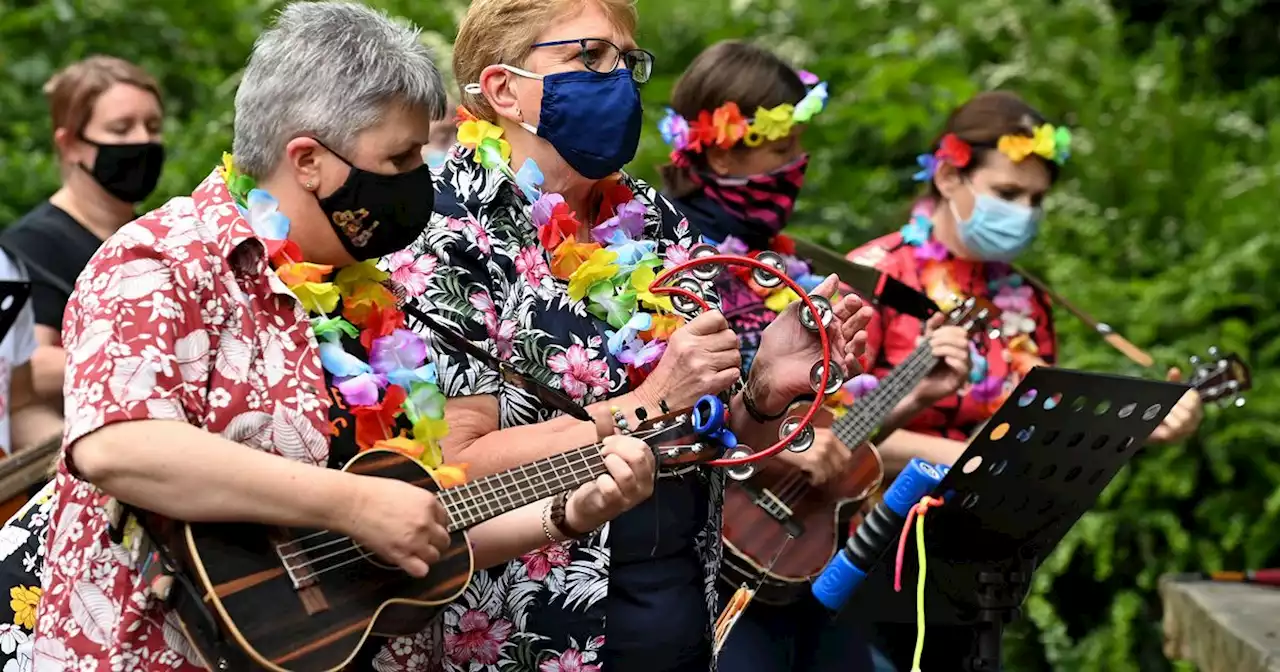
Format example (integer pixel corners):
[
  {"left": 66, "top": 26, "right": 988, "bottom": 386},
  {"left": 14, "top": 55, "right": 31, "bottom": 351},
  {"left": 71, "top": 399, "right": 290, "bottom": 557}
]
[{"left": 690, "top": 154, "right": 809, "bottom": 234}]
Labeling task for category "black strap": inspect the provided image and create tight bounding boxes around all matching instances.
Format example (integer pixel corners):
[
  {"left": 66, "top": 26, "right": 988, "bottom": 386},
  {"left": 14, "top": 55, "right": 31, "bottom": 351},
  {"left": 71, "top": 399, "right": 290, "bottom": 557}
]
[{"left": 0, "top": 241, "right": 74, "bottom": 297}]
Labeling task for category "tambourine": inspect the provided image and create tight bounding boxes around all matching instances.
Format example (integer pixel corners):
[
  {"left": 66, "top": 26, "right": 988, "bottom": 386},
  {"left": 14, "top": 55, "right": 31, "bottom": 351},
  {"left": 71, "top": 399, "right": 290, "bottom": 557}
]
[{"left": 650, "top": 243, "right": 840, "bottom": 481}]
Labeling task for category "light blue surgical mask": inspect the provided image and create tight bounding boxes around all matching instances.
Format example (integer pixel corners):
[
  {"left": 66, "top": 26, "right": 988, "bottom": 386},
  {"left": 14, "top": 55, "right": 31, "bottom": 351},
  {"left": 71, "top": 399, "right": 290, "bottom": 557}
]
[
  {"left": 949, "top": 185, "right": 1043, "bottom": 262},
  {"left": 425, "top": 149, "right": 447, "bottom": 170}
]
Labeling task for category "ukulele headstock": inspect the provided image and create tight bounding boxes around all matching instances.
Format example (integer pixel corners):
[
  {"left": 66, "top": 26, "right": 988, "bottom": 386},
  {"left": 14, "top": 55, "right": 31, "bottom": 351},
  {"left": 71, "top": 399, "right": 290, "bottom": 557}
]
[
  {"left": 1187, "top": 347, "right": 1252, "bottom": 407},
  {"left": 632, "top": 396, "right": 738, "bottom": 468},
  {"left": 946, "top": 296, "right": 1001, "bottom": 334}
]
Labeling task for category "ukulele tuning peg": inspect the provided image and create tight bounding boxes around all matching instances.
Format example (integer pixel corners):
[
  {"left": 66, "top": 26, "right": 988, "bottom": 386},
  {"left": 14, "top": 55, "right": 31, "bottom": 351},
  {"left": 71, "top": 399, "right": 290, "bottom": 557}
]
[
  {"left": 688, "top": 243, "right": 722, "bottom": 281},
  {"left": 1189, "top": 355, "right": 1201, "bottom": 366},
  {"left": 1208, "top": 346, "right": 1221, "bottom": 358},
  {"left": 809, "top": 361, "right": 844, "bottom": 395},
  {"left": 1234, "top": 396, "right": 1247, "bottom": 408},
  {"left": 799, "top": 294, "right": 834, "bottom": 333},
  {"left": 725, "top": 448, "right": 756, "bottom": 481},
  {"left": 751, "top": 251, "right": 787, "bottom": 289}
]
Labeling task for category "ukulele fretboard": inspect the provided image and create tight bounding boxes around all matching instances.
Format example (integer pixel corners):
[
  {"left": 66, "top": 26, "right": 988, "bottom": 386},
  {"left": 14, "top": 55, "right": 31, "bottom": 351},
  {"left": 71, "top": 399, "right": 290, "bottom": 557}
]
[
  {"left": 831, "top": 339, "right": 937, "bottom": 450},
  {"left": 438, "top": 445, "right": 607, "bottom": 531}
]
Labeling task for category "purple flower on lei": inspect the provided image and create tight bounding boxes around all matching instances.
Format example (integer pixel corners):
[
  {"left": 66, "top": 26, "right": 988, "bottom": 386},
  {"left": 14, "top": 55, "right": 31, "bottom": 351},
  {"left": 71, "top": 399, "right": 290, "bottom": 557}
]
[
  {"left": 968, "top": 375, "right": 1005, "bottom": 403},
  {"left": 619, "top": 338, "right": 666, "bottom": 367},
  {"left": 797, "top": 70, "right": 820, "bottom": 86},
  {"left": 715, "top": 235, "right": 749, "bottom": 256},
  {"left": 659, "top": 108, "right": 690, "bottom": 150},
  {"left": 336, "top": 372, "right": 389, "bottom": 406},
  {"left": 532, "top": 192, "right": 565, "bottom": 228},
  {"left": 846, "top": 373, "right": 879, "bottom": 399},
  {"left": 784, "top": 255, "right": 811, "bottom": 278},
  {"left": 370, "top": 329, "right": 437, "bottom": 388},
  {"left": 914, "top": 240, "right": 949, "bottom": 262},
  {"left": 592, "top": 199, "right": 647, "bottom": 245},
  {"left": 993, "top": 284, "right": 1034, "bottom": 315}
]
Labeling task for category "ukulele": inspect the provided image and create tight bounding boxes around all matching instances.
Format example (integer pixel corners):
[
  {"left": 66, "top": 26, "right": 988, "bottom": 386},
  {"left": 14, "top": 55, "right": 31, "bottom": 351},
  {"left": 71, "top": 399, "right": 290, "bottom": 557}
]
[
  {"left": 719, "top": 296, "right": 997, "bottom": 605},
  {"left": 175, "top": 406, "right": 713, "bottom": 672}
]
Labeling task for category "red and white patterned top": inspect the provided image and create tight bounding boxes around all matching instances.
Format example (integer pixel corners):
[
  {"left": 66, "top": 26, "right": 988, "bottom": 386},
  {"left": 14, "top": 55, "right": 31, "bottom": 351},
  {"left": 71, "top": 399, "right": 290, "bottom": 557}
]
[{"left": 33, "top": 171, "right": 438, "bottom": 671}]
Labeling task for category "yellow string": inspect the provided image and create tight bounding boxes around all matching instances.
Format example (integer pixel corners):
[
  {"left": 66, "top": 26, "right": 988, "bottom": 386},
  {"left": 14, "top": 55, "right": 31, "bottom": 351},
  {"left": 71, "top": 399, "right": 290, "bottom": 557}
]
[{"left": 911, "top": 509, "right": 928, "bottom": 672}]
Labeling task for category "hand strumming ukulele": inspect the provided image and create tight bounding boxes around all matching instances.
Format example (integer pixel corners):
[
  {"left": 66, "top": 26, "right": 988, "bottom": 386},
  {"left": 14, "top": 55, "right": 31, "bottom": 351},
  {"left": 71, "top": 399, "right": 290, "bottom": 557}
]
[
  {"left": 719, "top": 296, "right": 997, "bottom": 605},
  {"left": 173, "top": 403, "right": 719, "bottom": 672}
]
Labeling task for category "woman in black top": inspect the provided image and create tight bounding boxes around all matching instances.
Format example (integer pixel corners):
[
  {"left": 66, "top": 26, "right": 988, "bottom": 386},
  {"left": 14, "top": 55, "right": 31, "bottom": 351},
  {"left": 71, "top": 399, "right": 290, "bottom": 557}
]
[{"left": 0, "top": 55, "right": 165, "bottom": 406}]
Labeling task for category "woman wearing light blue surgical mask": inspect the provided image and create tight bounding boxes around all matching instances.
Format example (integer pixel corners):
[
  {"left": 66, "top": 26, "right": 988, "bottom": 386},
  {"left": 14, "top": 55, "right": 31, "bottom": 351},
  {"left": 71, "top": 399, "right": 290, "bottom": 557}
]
[{"left": 825, "top": 90, "right": 1205, "bottom": 672}]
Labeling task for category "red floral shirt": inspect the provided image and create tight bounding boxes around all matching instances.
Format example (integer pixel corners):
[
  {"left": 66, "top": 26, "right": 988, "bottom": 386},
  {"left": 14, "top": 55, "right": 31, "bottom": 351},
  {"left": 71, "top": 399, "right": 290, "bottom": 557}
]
[
  {"left": 847, "top": 231, "right": 1057, "bottom": 440},
  {"left": 33, "top": 172, "right": 440, "bottom": 670}
]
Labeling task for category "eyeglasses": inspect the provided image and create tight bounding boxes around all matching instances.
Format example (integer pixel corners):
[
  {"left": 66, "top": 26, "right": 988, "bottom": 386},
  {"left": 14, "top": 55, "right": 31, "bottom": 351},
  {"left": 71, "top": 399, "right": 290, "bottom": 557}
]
[
  {"left": 531, "top": 38, "right": 655, "bottom": 84},
  {"left": 399, "top": 301, "right": 594, "bottom": 422}
]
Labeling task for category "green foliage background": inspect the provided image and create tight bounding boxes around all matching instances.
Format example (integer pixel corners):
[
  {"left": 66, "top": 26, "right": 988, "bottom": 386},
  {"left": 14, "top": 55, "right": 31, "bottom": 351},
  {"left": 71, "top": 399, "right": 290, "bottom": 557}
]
[{"left": 2, "top": 0, "right": 1277, "bottom": 669}]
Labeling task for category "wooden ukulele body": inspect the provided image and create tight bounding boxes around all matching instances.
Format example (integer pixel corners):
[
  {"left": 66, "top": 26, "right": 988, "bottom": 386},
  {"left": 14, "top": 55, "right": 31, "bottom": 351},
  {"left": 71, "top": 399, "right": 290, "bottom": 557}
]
[
  {"left": 720, "top": 444, "right": 880, "bottom": 605},
  {"left": 182, "top": 450, "right": 473, "bottom": 672}
]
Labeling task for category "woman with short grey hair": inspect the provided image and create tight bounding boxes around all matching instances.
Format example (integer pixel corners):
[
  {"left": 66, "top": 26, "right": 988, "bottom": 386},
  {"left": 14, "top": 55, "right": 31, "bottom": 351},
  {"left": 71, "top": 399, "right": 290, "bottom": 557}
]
[{"left": 4, "top": 3, "right": 658, "bottom": 671}]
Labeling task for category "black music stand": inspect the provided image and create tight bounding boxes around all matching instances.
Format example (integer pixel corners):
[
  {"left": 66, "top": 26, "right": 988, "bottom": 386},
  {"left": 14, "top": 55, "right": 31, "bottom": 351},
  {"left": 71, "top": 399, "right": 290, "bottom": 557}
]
[{"left": 849, "top": 367, "right": 1189, "bottom": 672}]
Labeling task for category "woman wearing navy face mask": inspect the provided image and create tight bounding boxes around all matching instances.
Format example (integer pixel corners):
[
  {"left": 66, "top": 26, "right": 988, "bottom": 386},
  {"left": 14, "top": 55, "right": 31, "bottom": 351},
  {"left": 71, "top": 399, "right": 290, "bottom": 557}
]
[{"left": 398, "top": 3, "right": 874, "bottom": 671}]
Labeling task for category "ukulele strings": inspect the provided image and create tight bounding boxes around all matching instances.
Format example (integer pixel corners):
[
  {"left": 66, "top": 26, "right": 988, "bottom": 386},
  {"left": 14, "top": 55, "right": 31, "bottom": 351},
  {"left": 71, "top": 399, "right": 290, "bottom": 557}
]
[
  {"left": 769, "top": 343, "right": 935, "bottom": 507},
  {"left": 280, "top": 425, "right": 674, "bottom": 583}
]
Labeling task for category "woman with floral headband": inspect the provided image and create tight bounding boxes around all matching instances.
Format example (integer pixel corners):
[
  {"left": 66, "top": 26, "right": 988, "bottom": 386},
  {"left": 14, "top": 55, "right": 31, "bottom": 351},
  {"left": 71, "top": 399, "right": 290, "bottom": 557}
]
[
  {"left": 401, "top": 3, "right": 872, "bottom": 672},
  {"left": 656, "top": 40, "right": 971, "bottom": 672},
  {"left": 829, "top": 90, "right": 1204, "bottom": 670}
]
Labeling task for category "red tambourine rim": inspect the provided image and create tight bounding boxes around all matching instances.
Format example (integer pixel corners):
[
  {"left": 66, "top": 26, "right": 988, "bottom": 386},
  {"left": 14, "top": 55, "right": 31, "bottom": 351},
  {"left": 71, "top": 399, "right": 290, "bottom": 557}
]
[{"left": 652, "top": 253, "right": 832, "bottom": 467}]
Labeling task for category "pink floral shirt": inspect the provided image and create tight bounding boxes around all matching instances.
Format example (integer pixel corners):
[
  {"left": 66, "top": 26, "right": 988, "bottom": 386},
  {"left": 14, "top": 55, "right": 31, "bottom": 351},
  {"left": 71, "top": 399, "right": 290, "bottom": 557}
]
[{"left": 32, "top": 171, "right": 441, "bottom": 670}]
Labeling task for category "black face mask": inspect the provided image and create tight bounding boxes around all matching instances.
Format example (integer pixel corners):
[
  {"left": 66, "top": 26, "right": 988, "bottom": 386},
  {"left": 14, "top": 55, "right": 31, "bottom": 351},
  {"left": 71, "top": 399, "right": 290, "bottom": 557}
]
[
  {"left": 78, "top": 138, "right": 165, "bottom": 203},
  {"left": 314, "top": 144, "right": 436, "bottom": 261}
]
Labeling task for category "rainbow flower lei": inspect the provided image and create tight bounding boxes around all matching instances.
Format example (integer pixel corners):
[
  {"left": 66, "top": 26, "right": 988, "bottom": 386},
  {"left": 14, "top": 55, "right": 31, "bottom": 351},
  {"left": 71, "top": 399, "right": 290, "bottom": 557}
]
[
  {"left": 454, "top": 109, "right": 683, "bottom": 385},
  {"left": 219, "top": 154, "right": 464, "bottom": 485},
  {"left": 660, "top": 72, "right": 829, "bottom": 154}
]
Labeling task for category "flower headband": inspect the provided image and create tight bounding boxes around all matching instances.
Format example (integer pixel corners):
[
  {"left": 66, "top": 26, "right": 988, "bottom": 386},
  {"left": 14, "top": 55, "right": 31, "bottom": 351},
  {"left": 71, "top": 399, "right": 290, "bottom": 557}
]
[
  {"left": 913, "top": 123, "right": 1072, "bottom": 182},
  {"left": 659, "top": 70, "right": 829, "bottom": 155}
]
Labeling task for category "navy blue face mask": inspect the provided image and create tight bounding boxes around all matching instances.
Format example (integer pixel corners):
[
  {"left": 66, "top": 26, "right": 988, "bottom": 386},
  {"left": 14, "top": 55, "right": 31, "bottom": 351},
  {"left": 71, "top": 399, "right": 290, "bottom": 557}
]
[{"left": 478, "top": 65, "right": 643, "bottom": 180}]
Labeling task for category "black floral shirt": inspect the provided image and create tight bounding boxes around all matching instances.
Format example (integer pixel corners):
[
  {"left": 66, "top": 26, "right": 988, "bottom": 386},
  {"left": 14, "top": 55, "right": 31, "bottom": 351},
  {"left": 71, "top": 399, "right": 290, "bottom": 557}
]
[{"left": 405, "top": 148, "right": 724, "bottom": 672}]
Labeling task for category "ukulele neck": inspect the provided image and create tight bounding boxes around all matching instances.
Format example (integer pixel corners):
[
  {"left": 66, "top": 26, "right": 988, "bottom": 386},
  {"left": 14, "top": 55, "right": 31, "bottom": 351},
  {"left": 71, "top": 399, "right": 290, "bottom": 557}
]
[
  {"left": 437, "top": 444, "right": 606, "bottom": 531},
  {"left": 830, "top": 339, "right": 937, "bottom": 450}
]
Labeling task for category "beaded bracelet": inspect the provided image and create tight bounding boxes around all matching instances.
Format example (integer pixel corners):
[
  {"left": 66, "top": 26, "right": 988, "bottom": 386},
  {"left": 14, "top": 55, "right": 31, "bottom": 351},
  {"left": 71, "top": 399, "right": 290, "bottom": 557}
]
[{"left": 540, "top": 498, "right": 559, "bottom": 544}]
